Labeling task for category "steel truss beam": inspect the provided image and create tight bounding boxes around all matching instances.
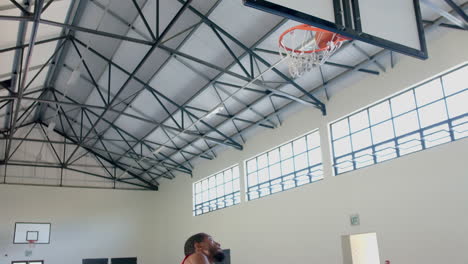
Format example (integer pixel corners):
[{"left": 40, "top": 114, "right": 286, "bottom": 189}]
[
  {"left": 44, "top": 89, "right": 193, "bottom": 175},
  {"left": 36, "top": 120, "right": 158, "bottom": 190},
  {"left": 443, "top": 0, "right": 468, "bottom": 23},
  {"left": 63, "top": 1, "right": 195, "bottom": 170},
  {"left": 1, "top": 0, "right": 460, "bottom": 188},
  {"left": 152, "top": 5, "right": 463, "bottom": 179},
  {"left": 4, "top": 0, "right": 44, "bottom": 163},
  {"left": 0, "top": 15, "right": 154, "bottom": 45},
  {"left": 1, "top": 161, "right": 153, "bottom": 190}
]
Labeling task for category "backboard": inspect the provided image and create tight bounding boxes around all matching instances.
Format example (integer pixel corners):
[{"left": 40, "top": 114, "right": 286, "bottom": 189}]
[
  {"left": 13, "top": 223, "right": 51, "bottom": 244},
  {"left": 111, "top": 258, "right": 137, "bottom": 264},
  {"left": 243, "top": 0, "right": 428, "bottom": 59}
]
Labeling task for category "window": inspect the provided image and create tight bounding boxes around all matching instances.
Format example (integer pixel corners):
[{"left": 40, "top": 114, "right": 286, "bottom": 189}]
[
  {"left": 245, "top": 130, "right": 323, "bottom": 201},
  {"left": 193, "top": 165, "right": 240, "bottom": 216},
  {"left": 330, "top": 64, "right": 468, "bottom": 175},
  {"left": 12, "top": 261, "right": 43, "bottom": 264}
]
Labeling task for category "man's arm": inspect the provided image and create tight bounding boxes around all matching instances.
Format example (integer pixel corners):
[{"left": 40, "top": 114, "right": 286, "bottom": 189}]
[{"left": 186, "top": 252, "right": 210, "bottom": 264}]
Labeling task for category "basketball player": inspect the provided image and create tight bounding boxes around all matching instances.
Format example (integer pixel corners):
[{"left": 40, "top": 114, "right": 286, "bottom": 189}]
[{"left": 181, "top": 233, "right": 225, "bottom": 264}]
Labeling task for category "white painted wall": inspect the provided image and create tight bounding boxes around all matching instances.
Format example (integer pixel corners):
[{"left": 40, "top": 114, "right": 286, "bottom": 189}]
[
  {"left": 0, "top": 185, "right": 155, "bottom": 264},
  {"left": 149, "top": 28, "right": 468, "bottom": 264}
]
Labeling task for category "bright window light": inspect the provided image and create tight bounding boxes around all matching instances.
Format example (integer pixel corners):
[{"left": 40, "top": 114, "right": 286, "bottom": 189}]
[
  {"left": 245, "top": 130, "right": 323, "bottom": 201},
  {"left": 193, "top": 165, "right": 240, "bottom": 216},
  {"left": 330, "top": 64, "right": 468, "bottom": 175},
  {"left": 349, "top": 233, "right": 381, "bottom": 264}
]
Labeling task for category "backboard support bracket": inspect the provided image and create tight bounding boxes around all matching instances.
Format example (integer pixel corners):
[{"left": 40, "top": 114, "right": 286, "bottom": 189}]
[{"left": 243, "top": 0, "right": 428, "bottom": 59}]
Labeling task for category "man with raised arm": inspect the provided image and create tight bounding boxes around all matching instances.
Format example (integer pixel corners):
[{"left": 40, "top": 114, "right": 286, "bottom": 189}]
[{"left": 181, "top": 233, "right": 225, "bottom": 264}]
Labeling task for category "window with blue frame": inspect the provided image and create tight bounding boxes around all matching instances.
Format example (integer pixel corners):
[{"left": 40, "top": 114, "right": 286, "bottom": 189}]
[
  {"left": 330, "top": 63, "right": 468, "bottom": 175},
  {"left": 245, "top": 130, "right": 323, "bottom": 201},
  {"left": 193, "top": 165, "right": 240, "bottom": 216}
]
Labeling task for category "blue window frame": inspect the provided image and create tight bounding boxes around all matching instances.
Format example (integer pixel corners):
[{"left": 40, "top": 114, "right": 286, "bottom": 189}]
[
  {"left": 330, "top": 63, "right": 468, "bottom": 175},
  {"left": 245, "top": 130, "right": 323, "bottom": 201},
  {"left": 193, "top": 165, "right": 240, "bottom": 216}
]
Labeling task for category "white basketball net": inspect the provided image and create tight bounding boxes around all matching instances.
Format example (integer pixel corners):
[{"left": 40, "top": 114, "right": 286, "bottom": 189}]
[
  {"left": 279, "top": 26, "right": 346, "bottom": 78},
  {"left": 28, "top": 240, "right": 36, "bottom": 249}
]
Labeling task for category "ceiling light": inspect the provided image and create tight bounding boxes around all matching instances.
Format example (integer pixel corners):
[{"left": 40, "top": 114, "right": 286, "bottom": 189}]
[
  {"left": 153, "top": 146, "right": 164, "bottom": 154},
  {"left": 205, "top": 106, "right": 224, "bottom": 119}
]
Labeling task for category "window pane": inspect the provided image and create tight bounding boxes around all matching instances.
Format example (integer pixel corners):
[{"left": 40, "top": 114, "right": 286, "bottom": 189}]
[
  {"left": 307, "top": 132, "right": 320, "bottom": 149},
  {"left": 246, "top": 159, "right": 257, "bottom": 173},
  {"left": 453, "top": 116, "right": 468, "bottom": 139},
  {"left": 202, "top": 180, "right": 208, "bottom": 191},
  {"left": 442, "top": 66, "right": 468, "bottom": 95},
  {"left": 418, "top": 101, "right": 448, "bottom": 128},
  {"left": 248, "top": 172, "right": 258, "bottom": 186},
  {"left": 393, "top": 111, "right": 419, "bottom": 137},
  {"left": 216, "top": 174, "right": 223, "bottom": 185},
  {"left": 375, "top": 142, "right": 396, "bottom": 162},
  {"left": 217, "top": 185, "right": 224, "bottom": 198},
  {"left": 233, "top": 179, "right": 240, "bottom": 191},
  {"left": 257, "top": 154, "right": 268, "bottom": 169},
  {"left": 369, "top": 101, "right": 391, "bottom": 125},
  {"left": 245, "top": 131, "right": 322, "bottom": 201},
  {"left": 397, "top": 133, "right": 422, "bottom": 155},
  {"left": 331, "top": 118, "right": 349, "bottom": 139},
  {"left": 391, "top": 91, "right": 416, "bottom": 116},
  {"left": 258, "top": 168, "right": 269, "bottom": 183},
  {"left": 446, "top": 91, "right": 468, "bottom": 118},
  {"left": 280, "top": 143, "right": 293, "bottom": 159},
  {"left": 333, "top": 136, "right": 352, "bottom": 157},
  {"left": 293, "top": 137, "right": 307, "bottom": 154},
  {"left": 281, "top": 158, "right": 294, "bottom": 175},
  {"left": 270, "top": 163, "right": 281, "bottom": 179},
  {"left": 225, "top": 170, "right": 233, "bottom": 181},
  {"left": 225, "top": 181, "right": 233, "bottom": 194},
  {"left": 209, "top": 188, "right": 216, "bottom": 200},
  {"left": 354, "top": 149, "right": 374, "bottom": 168},
  {"left": 351, "top": 128, "right": 372, "bottom": 151},
  {"left": 415, "top": 79, "right": 443, "bottom": 106},
  {"left": 232, "top": 168, "right": 239, "bottom": 179},
  {"left": 209, "top": 177, "right": 216, "bottom": 188},
  {"left": 371, "top": 121, "right": 394, "bottom": 144},
  {"left": 268, "top": 149, "right": 280, "bottom": 164},
  {"left": 349, "top": 110, "right": 370, "bottom": 133},
  {"left": 294, "top": 153, "right": 308, "bottom": 171},
  {"left": 308, "top": 148, "right": 322, "bottom": 166},
  {"left": 423, "top": 124, "right": 451, "bottom": 148},
  {"left": 193, "top": 166, "right": 240, "bottom": 215},
  {"left": 335, "top": 155, "right": 353, "bottom": 174},
  {"left": 330, "top": 65, "right": 466, "bottom": 176}
]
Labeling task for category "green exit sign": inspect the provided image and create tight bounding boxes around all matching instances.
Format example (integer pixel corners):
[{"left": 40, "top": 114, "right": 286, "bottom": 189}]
[{"left": 350, "top": 214, "right": 360, "bottom": 226}]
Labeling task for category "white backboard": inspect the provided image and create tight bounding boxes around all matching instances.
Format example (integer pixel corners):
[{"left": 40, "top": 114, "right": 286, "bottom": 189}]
[
  {"left": 14, "top": 223, "right": 51, "bottom": 244},
  {"left": 244, "top": 0, "right": 427, "bottom": 59}
]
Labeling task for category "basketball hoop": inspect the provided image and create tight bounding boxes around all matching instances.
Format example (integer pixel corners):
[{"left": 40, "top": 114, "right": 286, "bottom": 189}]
[
  {"left": 27, "top": 240, "right": 36, "bottom": 249},
  {"left": 279, "top": 24, "right": 350, "bottom": 78}
]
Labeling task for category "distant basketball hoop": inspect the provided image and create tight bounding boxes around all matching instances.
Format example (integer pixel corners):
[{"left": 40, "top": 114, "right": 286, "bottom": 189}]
[
  {"left": 279, "top": 24, "right": 350, "bottom": 77},
  {"left": 27, "top": 240, "right": 37, "bottom": 249}
]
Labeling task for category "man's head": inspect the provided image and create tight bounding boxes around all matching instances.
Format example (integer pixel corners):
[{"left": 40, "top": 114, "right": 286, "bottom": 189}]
[{"left": 184, "top": 233, "right": 225, "bottom": 262}]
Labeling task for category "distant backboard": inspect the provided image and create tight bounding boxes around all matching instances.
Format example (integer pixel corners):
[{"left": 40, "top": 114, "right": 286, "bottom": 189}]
[
  {"left": 13, "top": 223, "right": 51, "bottom": 244},
  {"left": 243, "top": 0, "right": 428, "bottom": 59},
  {"left": 83, "top": 259, "right": 108, "bottom": 264},
  {"left": 111, "top": 258, "right": 137, "bottom": 264}
]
